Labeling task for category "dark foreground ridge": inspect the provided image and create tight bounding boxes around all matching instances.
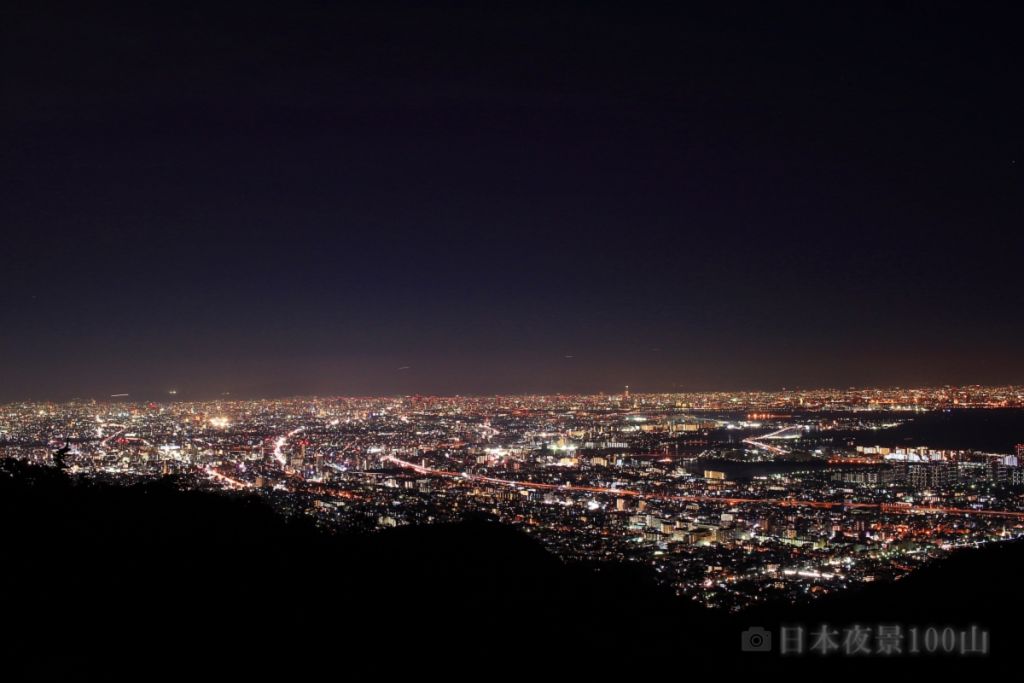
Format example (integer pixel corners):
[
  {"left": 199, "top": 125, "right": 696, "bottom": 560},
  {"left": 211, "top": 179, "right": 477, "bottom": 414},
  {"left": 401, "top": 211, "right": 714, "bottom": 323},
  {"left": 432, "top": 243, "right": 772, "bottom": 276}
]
[{"left": 1, "top": 461, "right": 1020, "bottom": 677}]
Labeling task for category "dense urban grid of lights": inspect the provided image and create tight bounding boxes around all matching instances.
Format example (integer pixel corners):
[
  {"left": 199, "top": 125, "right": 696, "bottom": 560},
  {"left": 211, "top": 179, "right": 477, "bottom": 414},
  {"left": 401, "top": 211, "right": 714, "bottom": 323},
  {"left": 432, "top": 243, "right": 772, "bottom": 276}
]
[{"left": 2, "top": 384, "right": 1023, "bottom": 611}]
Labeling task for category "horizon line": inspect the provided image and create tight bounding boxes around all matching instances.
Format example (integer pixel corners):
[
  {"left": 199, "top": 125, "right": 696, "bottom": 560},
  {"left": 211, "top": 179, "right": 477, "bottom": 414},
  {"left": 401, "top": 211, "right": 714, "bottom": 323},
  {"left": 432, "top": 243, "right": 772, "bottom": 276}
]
[{"left": 5, "top": 382, "right": 1023, "bottom": 406}]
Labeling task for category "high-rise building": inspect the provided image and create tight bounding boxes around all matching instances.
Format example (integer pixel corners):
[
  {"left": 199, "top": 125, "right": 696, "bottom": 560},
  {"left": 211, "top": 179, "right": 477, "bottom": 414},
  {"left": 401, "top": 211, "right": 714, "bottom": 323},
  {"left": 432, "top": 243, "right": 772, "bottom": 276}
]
[{"left": 895, "top": 461, "right": 956, "bottom": 489}]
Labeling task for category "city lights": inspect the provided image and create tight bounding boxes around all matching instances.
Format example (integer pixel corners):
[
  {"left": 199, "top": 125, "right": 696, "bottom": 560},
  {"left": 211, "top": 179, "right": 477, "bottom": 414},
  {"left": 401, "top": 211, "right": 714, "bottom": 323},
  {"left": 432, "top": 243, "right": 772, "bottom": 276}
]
[{"left": 2, "top": 384, "right": 1022, "bottom": 612}]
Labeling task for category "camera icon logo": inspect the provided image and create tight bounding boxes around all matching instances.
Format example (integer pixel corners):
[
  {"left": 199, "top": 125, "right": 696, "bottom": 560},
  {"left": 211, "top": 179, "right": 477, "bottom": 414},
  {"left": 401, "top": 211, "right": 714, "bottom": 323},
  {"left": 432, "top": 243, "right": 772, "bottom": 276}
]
[{"left": 741, "top": 626, "right": 772, "bottom": 652}]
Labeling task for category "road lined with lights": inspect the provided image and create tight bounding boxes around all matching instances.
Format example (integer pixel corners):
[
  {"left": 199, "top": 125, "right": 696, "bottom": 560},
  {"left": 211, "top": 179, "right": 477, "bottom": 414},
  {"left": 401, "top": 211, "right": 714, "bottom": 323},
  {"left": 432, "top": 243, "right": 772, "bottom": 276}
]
[
  {"left": 204, "top": 466, "right": 252, "bottom": 489},
  {"left": 272, "top": 427, "right": 305, "bottom": 466}
]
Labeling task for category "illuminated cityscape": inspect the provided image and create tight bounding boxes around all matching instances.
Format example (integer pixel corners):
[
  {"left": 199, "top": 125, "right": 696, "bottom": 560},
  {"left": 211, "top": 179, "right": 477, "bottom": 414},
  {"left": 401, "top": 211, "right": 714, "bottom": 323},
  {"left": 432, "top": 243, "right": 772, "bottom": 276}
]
[
  {"left": 5, "top": 385, "right": 1023, "bottom": 612},
  {"left": 4, "top": 0, "right": 1023, "bottom": 673}
]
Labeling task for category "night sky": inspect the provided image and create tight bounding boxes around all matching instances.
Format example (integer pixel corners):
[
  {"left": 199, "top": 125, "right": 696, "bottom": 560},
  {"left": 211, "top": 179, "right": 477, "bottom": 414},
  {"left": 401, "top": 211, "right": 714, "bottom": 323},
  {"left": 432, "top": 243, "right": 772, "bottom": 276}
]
[{"left": 2, "top": 2, "right": 1022, "bottom": 401}]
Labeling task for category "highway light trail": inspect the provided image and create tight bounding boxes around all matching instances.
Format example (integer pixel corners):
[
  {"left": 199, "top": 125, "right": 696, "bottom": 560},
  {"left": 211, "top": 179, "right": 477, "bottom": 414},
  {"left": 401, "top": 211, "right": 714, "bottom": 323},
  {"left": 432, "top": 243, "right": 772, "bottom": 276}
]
[
  {"left": 204, "top": 466, "right": 252, "bottom": 489},
  {"left": 272, "top": 427, "right": 305, "bottom": 467}
]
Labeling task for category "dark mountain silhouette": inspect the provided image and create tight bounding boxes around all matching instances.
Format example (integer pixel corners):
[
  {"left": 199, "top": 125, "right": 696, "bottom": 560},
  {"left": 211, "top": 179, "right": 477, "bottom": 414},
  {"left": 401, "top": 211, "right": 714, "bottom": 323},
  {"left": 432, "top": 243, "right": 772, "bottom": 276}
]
[{"left": 0, "top": 460, "right": 1020, "bottom": 678}]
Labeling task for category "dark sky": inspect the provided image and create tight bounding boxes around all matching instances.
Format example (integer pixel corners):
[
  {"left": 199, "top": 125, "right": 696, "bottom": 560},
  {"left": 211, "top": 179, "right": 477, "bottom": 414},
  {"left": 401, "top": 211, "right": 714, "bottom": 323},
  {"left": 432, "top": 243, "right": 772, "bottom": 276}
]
[{"left": 2, "top": 1, "right": 1022, "bottom": 400}]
